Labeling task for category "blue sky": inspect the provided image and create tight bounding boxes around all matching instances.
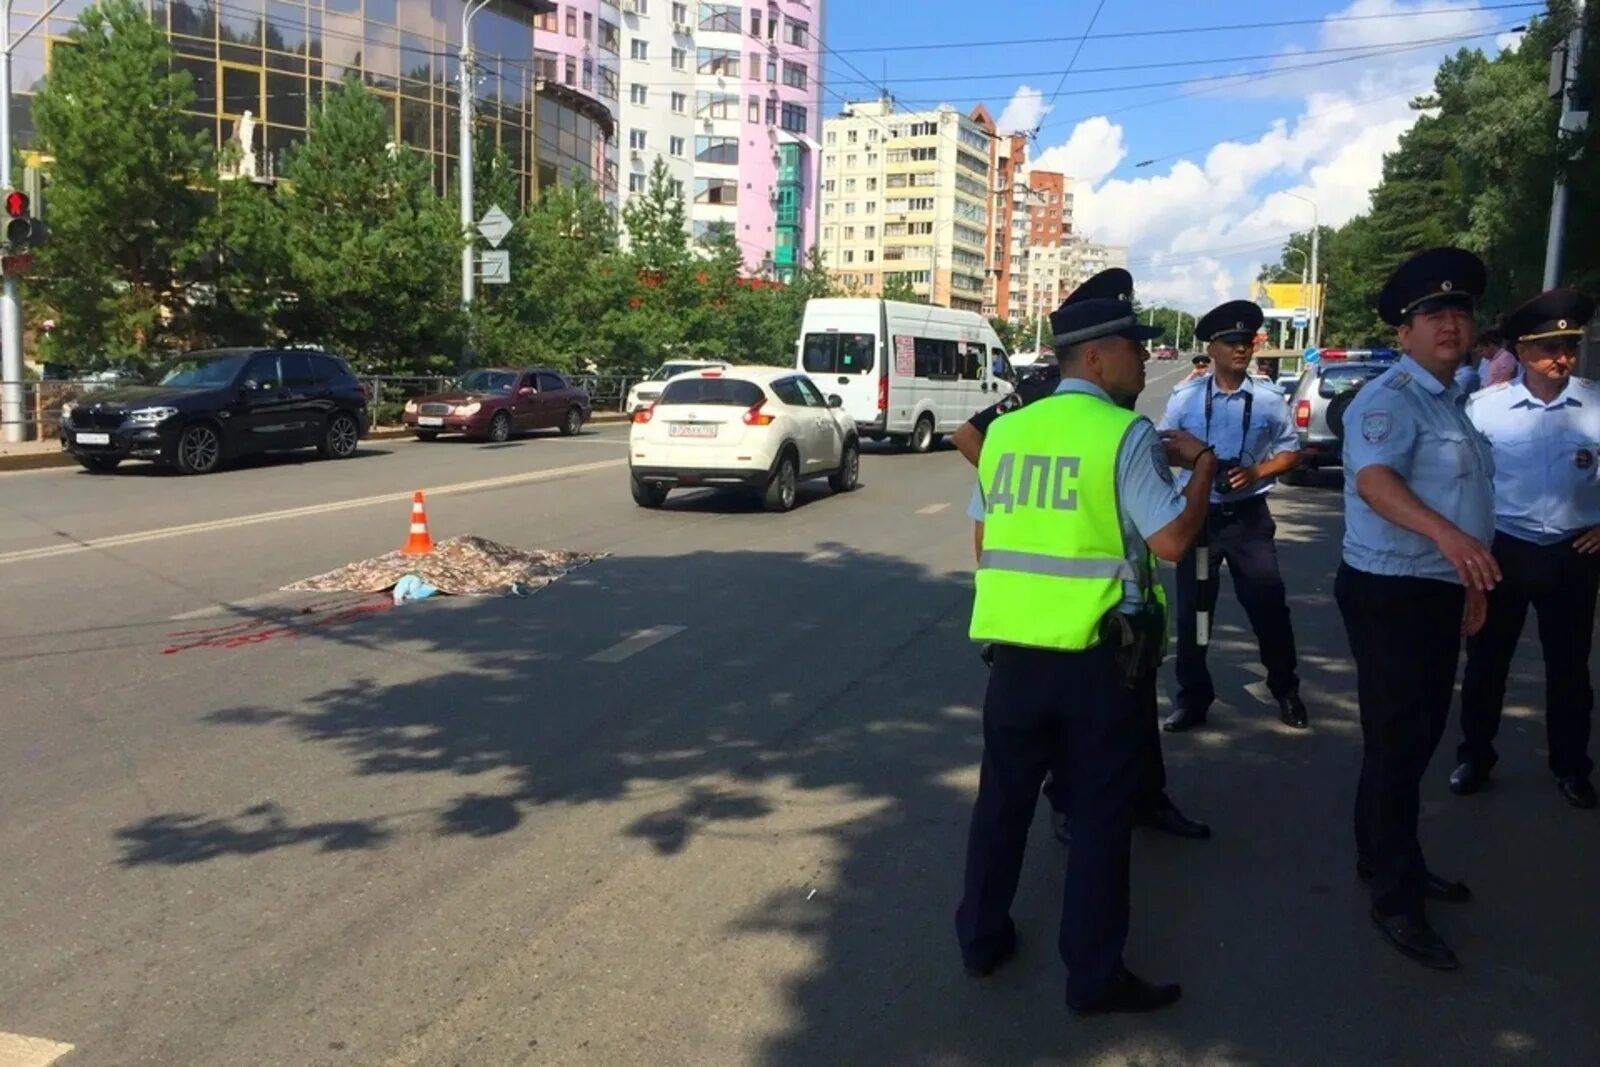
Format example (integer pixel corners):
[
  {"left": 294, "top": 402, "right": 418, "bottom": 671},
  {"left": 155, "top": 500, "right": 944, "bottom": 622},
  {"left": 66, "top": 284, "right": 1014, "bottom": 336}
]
[{"left": 820, "top": 0, "right": 1541, "bottom": 309}]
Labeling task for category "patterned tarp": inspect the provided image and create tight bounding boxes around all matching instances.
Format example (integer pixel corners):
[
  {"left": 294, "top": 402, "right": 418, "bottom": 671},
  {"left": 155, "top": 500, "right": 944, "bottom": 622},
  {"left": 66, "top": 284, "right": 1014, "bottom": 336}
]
[{"left": 283, "top": 535, "right": 607, "bottom": 597}]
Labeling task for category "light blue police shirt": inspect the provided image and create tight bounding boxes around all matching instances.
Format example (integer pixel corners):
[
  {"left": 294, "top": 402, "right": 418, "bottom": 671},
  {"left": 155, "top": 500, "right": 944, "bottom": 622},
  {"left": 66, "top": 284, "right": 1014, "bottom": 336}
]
[
  {"left": 1157, "top": 375, "right": 1299, "bottom": 504},
  {"left": 1454, "top": 362, "right": 1482, "bottom": 396},
  {"left": 1341, "top": 355, "right": 1496, "bottom": 582},
  {"left": 1466, "top": 377, "right": 1600, "bottom": 546},
  {"left": 968, "top": 378, "right": 1186, "bottom": 612}
]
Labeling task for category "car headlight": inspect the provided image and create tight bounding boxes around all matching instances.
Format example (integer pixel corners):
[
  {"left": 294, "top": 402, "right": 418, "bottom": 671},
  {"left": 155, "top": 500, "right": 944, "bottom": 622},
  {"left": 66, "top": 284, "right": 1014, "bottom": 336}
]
[
  {"left": 404, "top": 400, "right": 418, "bottom": 414},
  {"left": 128, "top": 406, "right": 178, "bottom": 424},
  {"left": 454, "top": 402, "right": 481, "bottom": 416}
]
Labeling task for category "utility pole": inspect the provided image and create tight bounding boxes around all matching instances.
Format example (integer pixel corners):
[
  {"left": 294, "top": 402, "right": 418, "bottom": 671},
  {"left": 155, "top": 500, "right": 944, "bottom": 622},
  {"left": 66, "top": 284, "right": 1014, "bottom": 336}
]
[
  {"left": 458, "top": 0, "right": 494, "bottom": 367},
  {"left": 1543, "top": 0, "right": 1588, "bottom": 288}
]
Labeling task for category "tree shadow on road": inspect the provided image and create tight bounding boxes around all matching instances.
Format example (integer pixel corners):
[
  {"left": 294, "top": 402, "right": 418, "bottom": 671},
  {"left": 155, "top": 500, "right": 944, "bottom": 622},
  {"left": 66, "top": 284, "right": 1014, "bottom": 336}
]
[{"left": 107, "top": 540, "right": 1600, "bottom": 1066}]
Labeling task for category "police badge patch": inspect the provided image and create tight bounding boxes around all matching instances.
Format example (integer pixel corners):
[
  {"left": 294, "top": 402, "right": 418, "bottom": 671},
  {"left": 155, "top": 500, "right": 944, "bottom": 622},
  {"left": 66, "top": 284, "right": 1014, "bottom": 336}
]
[{"left": 1361, "top": 410, "right": 1392, "bottom": 443}]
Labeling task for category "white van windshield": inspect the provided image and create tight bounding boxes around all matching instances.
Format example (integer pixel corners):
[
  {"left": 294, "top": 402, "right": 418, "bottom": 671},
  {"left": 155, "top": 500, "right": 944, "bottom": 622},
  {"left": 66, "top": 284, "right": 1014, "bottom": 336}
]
[{"left": 802, "top": 333, "right": 875, "bottom": 375}]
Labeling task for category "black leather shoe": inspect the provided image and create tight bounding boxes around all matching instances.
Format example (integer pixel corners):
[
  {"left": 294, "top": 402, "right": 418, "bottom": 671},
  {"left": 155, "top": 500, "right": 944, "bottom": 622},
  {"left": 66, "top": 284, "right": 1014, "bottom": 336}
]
[
  {"left": 1558, "top": 777, "right": 1598, "bottom": 809},
  {"left": 1163, "top": 707, "right": 1207, "bottom": 733},
  {"left": 1070, "top": 967, "right": 1182, "bottom": 1015},
  {"left": 1277, "top": 692, "right": 1309, "bottom": 729},
  {"left": 1137, "top": 797, "right": 1211, "bottom": 840},
  {"left": 1370, "top": 909, "right": 1458, "bottom": 970},
  {"left": 1449, "top": 762, "right": 1490, "bottom": 795},
  {"left": 1051, "top": 809, "right": 1073, "bottom": 845},
  {"left": 1355, "top": 858, "right": 1471, "bottom": 902},
  {"left": 963, "top": 930, "right": 1017, "bottom": 978}
]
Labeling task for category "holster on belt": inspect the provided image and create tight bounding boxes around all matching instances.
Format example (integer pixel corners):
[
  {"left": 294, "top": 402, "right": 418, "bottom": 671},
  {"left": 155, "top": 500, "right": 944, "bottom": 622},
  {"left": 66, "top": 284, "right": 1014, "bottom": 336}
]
[{"left": 1099, "top": 604, "right": 1167, "bottom": 689}]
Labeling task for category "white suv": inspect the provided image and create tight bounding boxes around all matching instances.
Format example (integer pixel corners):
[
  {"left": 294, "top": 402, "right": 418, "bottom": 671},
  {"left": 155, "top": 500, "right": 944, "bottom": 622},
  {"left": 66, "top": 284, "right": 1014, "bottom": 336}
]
[
  {"left": 628, "top": 366, "right": 861, "bottom": 512},
  {"left": 624, "top": 360, "right": 730, "bottom": 415}
]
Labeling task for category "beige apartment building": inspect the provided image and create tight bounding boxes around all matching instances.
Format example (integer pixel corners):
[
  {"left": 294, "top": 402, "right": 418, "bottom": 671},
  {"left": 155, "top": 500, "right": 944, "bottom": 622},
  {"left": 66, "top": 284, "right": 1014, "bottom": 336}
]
[{"left": 819, "top": 99, "right": 994, "bottom": 312}]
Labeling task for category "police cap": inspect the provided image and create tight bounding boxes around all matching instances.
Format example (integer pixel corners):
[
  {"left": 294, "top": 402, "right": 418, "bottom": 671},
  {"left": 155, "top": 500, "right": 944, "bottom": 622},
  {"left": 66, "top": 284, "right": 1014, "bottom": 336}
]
[
  {"left": 1502, "top": 288, "right": 1595, "bottom": 344},
  {"left": 1051, "top": 297, "right": 1164, "bottom": 348},
  {"left": 1196, "top": 300, "right": 1264, "bottom": 344},
  {"left": 1378, "top": 247, "right": 1485, "bottom": 327},
  {"left": 1063, "top": 267, "right": 1134, "bottom": 307}
]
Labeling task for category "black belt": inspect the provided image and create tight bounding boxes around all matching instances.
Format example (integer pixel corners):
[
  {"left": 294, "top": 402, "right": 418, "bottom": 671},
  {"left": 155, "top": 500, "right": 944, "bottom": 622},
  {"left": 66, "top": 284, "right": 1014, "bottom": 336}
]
[{"left": 1211, "top": 494, "right": 1268, "bottom": 517}]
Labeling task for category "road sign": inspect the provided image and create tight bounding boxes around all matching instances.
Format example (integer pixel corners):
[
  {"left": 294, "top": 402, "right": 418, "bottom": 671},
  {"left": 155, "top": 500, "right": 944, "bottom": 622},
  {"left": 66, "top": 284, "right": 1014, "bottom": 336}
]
[
  {"left": 479, "top": 249, "right": 510, "bottom": 284},
  {"left": 477, "top": 205, "right": 513, "bottom": 248},
  {"left": 1, "top": 252, "right": 32, "bottom": 276},
  {"left": 1292, "top": 316, "right": 1308, "bottom": 329}
]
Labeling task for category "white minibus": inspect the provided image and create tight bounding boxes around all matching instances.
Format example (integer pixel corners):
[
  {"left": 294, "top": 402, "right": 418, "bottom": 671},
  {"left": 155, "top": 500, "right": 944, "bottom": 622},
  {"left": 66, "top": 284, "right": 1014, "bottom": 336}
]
[{"left": 796, "top": 298, "right": 1015, "bottom": 452}]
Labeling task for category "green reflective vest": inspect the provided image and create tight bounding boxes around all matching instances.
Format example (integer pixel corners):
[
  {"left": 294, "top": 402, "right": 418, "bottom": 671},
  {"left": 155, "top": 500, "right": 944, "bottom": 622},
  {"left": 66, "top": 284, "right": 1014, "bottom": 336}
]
[{"left": 970, "top": 390, "right": 1162, "bottom": 651}]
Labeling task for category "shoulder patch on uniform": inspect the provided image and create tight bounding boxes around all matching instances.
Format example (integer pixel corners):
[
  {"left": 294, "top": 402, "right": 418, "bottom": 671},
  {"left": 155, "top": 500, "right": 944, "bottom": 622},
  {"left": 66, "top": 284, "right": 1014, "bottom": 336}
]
[
  {"left": 1383, "top": 371, "right": 1412, "bottom": 391},
  {"left": 1360, "top": 410, "right": 1393, "bottom": 443}
]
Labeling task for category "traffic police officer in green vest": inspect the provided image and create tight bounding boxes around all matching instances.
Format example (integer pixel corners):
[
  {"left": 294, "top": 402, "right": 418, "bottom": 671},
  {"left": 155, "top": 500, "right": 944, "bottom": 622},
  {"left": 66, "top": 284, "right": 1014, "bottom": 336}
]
[{"left": 955, "top": 295, "right": 1219, "bottom": 1014}]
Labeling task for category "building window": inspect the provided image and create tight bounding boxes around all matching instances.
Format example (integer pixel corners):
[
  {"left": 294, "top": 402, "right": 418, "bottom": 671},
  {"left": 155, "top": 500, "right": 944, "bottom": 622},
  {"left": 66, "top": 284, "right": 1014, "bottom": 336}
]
[
  {"left": 631, "top": 39, "right": 648, "bottom": 60},
  {"left": 599, "top": 19, "right": 620, "bottom": 53},
  {"left": 826, "top": 131, "right": 836, "bottom": 146},
  {"left": 766, "top": 98, "right": 777, "bottom": 125},
  {"left": 582, "top": 57, "right": 593, "bottom": 90},
  {"left": 537, "top": 10, "right": 558, "bottom": 31},
  {"left": 782, "top": 61, "right": 807, "bottom": 89},
  {"left": 696, "top": 135, "right": 739, "bottom": 164},
  {"left": 670, "top": 136, "right": 686, "bottom": 156},
  {"left": 629, "top": 173, "right": 648, "bottom": 192},
  {"left": 671, "top": 48, "right": 687, "bottom": 71},
  {"left": 583, "top": 12, "right": 593, "bottom": 40},
  {"left": 671, "top": 91, "right": 687, "bottom": 113},
  {"left": 598, "top": 65, "right": 618, "bottom": 99},
  {"left": 785, "top": 17, "right": 807, "bottom": 45},
  {"left": 697, "top": 48, "right": 739, "bottom": 76},
  {"left": 751, "top": 9, "right": 761, "bottom": 36},
  {"left": 696, "top": 91, "right": 738, "bottom": 119},
  {"left": 673, "top": 3, "right": 688, "bottom": 23},
  {"left": 566, "top": 7, "right": 577, "bottom": 35},
  {"left": 750, "top": 52, "right": 760, "bottom": 77},
  {"left": 698, "top": 3, "right": 740, "bottom": 32},
  {"left": 695, "top": 177, "right": 739, "bottom": 205},
  {"left": 748, "top": 95, "right": 760, "bottom": 123},
  {"left": 630, "top": 129, "right": 647, "bottom": 149},
  {"left": 564, "top": 55, "right": 577, "bottom": 85},
  {"left": 631, "top": 83, "right": 648, "bottom": 105},
  {"left": 766, "top": 58, "right": 776, "bottom": 83}
]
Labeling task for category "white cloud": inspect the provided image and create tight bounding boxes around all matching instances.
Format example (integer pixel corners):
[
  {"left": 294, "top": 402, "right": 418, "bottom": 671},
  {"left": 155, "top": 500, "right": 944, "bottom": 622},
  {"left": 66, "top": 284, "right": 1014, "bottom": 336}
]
[
  {"left": 996, "top": 85, "right": 1050, "bottom": 136},
  {"left": 1022, "top": 0, "right": 1498, "bottom": 312}
]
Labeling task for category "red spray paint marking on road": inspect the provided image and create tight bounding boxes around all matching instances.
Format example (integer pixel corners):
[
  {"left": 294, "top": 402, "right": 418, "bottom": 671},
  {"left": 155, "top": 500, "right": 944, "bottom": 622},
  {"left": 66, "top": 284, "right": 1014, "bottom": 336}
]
[{"left": 162, "top": 597, "right": 396, "bottom": 655}]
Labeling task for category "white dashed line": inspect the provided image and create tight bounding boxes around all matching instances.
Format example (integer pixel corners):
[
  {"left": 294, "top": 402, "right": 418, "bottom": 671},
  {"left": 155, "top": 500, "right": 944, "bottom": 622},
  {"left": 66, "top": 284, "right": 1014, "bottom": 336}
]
[
  {"left": 0, "top": 1032, "right": 75, "bottom": 1067},
  {"left": 586, "top": 625, "right": 687, "bottom": 663},
  {"left": 916, "top": 503, "right": 950, "bottom": 515}
]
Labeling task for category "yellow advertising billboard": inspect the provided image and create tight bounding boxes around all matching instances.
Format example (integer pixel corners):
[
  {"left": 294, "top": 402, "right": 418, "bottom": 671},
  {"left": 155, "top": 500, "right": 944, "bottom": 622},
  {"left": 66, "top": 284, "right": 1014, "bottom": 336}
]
[{"left": 1251, "top": 281, "right": 1324, "bottom": 319}]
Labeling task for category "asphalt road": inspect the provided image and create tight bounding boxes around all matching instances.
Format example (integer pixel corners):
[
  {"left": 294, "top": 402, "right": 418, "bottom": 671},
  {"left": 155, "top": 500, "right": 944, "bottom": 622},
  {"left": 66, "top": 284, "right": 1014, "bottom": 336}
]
[{"left": 2, "top": 361, "right": 1596, "bottom": 1066}]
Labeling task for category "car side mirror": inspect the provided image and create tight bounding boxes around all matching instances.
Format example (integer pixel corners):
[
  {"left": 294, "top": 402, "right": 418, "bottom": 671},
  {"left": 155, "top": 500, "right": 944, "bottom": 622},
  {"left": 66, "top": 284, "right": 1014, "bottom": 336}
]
[
  {"left": 828, "top": 394, "right": 843, "bottom": 408},
  {"left": 519, "top": 386, "right": 536, "bottom": 396}
]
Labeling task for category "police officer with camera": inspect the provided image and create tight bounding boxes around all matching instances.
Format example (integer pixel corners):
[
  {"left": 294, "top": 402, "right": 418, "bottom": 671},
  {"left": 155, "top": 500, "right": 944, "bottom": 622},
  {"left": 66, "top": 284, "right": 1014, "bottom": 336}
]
[
  {"left": 956, "top": 290, "right": 1217, "bottom": 1014},
  {"left": 1159, "top": 300, "right": 1309, "bottom": 731}
]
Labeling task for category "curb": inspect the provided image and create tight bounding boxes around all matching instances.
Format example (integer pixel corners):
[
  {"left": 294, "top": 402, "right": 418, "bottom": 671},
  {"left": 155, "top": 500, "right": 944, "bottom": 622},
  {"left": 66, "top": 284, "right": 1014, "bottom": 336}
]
[{"left": 0, "top": 412, "right": 631, "bottom": 474}]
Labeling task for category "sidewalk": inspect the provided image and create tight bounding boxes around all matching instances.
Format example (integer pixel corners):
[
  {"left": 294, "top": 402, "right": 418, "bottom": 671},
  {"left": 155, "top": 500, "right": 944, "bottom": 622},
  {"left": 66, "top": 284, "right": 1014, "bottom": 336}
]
[{"left": 0, "top": 413, "right": 629, "bottom": 473}]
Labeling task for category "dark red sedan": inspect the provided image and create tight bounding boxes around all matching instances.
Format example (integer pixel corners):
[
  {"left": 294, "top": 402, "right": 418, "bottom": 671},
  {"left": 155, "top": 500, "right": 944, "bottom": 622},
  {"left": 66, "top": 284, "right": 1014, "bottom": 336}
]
[{"left": 403, "top": 368, "right": 591, "bottom": 442}]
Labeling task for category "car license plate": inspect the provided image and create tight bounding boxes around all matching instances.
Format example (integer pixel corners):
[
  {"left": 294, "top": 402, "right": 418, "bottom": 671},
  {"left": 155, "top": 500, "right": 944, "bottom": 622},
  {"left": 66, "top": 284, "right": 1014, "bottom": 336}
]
[
  {"left": 76, "top": 432, "right": 111, "bottom": 446},
  {"left": 669, "top": 423, "right": 717, "bottom": 438},
  {"left": 418, "top": 416, "right": 444, "bottom": 427}
]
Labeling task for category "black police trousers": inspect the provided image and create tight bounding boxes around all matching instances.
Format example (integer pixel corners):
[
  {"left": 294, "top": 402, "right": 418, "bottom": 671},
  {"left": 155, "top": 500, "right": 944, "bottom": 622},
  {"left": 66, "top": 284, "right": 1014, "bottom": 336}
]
[
  {"left": 955, "top": 642, "right": 1142, "bottom": 1007},
  {"left": 1459, "top": 533, "right": 1600, "bottom": 781},
  {"left": 1336, "top": 564, "right": 1463, "bottom": 919},
  {"left": 1175, "top": 496, "right": 1300, "bottom": 715},
  {"left": 1043, "top": 664, "right": 1166, "bottom": 815}
]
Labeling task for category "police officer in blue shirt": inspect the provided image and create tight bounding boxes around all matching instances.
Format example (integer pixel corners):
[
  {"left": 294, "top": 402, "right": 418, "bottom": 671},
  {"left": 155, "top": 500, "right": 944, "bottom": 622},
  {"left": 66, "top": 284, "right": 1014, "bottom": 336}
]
[
  {"left": 1159, "top": 300, "right": 1309, "bottom": 731},
  {"left": 956, "top": 293, "right": 1216, "bottom": 1014},
  {"left": 1336, "top": 247, "right": 1500, "bottom": 971},
  {"left": 956, "top": 270, "right": 1212, "bottom": 844},
  {"left": 1451, "top": 288, "right": 1600, "bottom": 809}
]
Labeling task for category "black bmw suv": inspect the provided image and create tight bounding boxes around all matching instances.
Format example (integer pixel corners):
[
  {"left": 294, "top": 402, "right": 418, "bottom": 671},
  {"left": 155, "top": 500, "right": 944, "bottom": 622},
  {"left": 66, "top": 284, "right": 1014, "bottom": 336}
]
[{"left": 60, "top": 347, "right": 369, "bottom": 475}]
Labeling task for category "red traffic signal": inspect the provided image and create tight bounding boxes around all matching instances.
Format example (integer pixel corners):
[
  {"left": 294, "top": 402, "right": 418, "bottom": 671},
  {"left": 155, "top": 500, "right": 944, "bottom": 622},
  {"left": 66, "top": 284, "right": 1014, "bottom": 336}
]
[{"left": 5, "top": 191, "right": 27, "bottom": 218}]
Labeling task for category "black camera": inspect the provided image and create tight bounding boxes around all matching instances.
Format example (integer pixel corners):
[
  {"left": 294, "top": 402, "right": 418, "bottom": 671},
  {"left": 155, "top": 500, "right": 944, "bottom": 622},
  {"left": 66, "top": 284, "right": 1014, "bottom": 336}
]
[{"left": 1214, "top": 456, "right": 1242, "bottom": 481}]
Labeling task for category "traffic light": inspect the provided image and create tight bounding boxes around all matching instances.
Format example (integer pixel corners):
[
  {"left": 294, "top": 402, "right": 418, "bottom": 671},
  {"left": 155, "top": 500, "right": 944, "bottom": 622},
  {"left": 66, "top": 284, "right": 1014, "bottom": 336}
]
[{"left": 4, "top": 189, "right": 44, "bottom": 250}]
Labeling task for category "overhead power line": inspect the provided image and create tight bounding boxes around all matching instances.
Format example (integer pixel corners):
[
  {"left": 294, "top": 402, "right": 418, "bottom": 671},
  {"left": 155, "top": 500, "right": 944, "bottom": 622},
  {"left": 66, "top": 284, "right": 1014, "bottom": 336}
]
[{"left": 1032, "top": 0, "right": 1108, "bottom": 139}]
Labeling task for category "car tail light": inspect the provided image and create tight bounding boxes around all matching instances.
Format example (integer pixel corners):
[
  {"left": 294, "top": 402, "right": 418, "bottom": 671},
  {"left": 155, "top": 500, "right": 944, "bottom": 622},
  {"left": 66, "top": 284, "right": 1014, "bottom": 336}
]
[
  {"left": 1295, "top": 399, "right": 1310, "bottom": 429},
  {"left": 742, "top": 400, "right": 775, "bottom": 426},
  {"left": 700, "top": 369, "right": 722, "bottom": 377},
  {"left": 633, "top": 405, "right": 654, "bottom": 424},
  {"left": 877, "top": 374, "right": 887, "bottom": 412}
]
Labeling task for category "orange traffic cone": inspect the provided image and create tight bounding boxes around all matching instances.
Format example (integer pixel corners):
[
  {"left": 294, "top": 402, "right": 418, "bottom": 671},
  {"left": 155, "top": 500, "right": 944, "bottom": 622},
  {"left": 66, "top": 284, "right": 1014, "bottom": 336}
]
[{"left": 402, "top": 490, "right": 434, "bottom": 555}]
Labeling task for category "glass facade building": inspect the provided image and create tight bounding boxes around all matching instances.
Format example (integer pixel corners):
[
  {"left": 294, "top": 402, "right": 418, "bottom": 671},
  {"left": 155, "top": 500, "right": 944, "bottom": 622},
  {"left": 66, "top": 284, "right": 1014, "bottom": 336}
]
[{"left": 11, "top": 0, "right": 616, "bottom": 206}]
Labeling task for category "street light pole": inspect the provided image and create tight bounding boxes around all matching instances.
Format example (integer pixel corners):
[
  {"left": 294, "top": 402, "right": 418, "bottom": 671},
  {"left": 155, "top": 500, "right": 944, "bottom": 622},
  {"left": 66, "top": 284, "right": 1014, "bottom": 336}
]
[
  {"left": 1542, "top": 0, "right": 1587, "bottom": 288},
  {"left": 458, "top": 0, "right": 493, "bottom": 365},
  {"left": 1283, "top": 191, "right": 1320, "bottom": 347}
]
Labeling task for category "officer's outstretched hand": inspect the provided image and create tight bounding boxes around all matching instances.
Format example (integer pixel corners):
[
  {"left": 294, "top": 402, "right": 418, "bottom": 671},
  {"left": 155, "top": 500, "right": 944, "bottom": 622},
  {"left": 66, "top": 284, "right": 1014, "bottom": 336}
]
[
  {"left": 1575, "top": 527, "right": 1600, "bottom": 555},
  {"left": 1436, "top": 526, "right": 1501, "bottom": 591},
  {"left": 1159, "top": 430, "right": 1210, "bottom": 470},
  {"left": 1463, "top": 587, "right": 1487, "bottom": 637}
]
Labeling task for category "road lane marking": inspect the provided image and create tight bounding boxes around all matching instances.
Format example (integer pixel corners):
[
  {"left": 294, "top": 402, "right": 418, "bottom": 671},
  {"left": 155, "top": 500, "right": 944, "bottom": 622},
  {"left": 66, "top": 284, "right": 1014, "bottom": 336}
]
[
  {"left": 805, "top": 549, "right": 842, "bottom": 563},
  {"left": 586, "top": 625, "right": 686, "bottom": 663},
  {"left": 0, "top": 1032, "right": 75, "bottom": 1067},
  {"left": 0, "top": 458, "right": 625, "bottom": 568},
  {"left": 916, "top": 503, "right": 950, "bottom": 515}
]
